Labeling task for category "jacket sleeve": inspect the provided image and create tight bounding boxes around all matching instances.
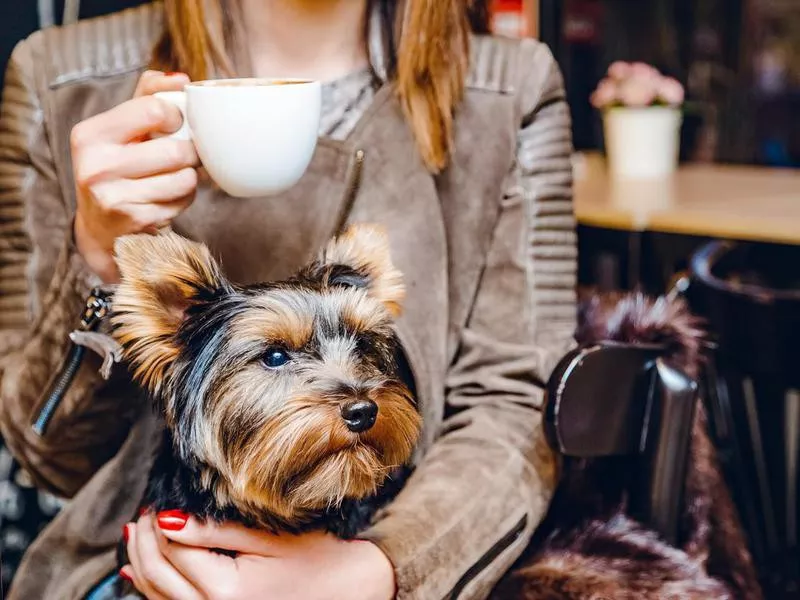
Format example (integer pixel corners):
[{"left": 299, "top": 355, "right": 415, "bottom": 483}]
[
  {"left": 0, "top": 37, "right": 139, "bottom": 498},
  {"left": 359, "top": 41, "right": 577, "bottom": 599}
]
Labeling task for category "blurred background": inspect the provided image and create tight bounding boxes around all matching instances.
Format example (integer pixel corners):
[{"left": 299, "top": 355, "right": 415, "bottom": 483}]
[
  {"left": 3, "top": 0, "right": 798, "bottom": 171},
  {"left": 544, "top": 0, "right": 800, "bottom": 168},
  {"left": 0, "top": 0, "right": 148, "bottom": 91},
  {"left": 491, "top": 0, "right": 800, "bottom": 167}
]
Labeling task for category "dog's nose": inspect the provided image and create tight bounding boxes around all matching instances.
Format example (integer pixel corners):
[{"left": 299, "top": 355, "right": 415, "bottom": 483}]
[{"left": 341, "top": 400, "right": 378, "bottom": 433}]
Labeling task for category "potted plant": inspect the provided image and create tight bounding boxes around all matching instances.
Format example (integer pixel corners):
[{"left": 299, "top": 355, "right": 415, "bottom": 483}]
[{"left": 591, "top": 62, "right": 685, "bottom": 179}]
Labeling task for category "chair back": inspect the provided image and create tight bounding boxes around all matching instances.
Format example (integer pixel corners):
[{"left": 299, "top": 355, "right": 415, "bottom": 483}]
[
  {"left": 690, "top": 240, "right": 800, "bottom": 387},
  {"left": 544, "top": 342, "right": 699, "bottom": 545}
]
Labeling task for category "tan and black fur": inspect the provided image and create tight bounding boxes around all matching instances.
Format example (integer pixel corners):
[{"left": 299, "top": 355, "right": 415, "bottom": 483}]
[{"left": 111, "top": 224, "right": 420, "bottom": 536}]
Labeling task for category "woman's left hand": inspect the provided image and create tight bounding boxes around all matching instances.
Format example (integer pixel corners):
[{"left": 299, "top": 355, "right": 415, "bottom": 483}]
[{"left": 121, "top": 511, "right": 396, "bottom": 600}]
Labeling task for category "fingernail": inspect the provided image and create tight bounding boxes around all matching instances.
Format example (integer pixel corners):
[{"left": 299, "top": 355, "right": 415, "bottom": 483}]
[
  {"left": 157, "top": 509, "right": 189, "bottom": 531},
  {"left": 119, "top": 568, "right": 133, "bottom": 583},
  {"left": 165, "top": 71, "right": 184, "bottom": 77},
  {"left": 122, "top": 524, "right": 130, "bottom": 543}
]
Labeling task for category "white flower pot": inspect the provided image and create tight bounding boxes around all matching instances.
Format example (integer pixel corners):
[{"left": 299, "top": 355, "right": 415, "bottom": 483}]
[{"left": 603, "top": 107, "right": 682, "bottom": 179}]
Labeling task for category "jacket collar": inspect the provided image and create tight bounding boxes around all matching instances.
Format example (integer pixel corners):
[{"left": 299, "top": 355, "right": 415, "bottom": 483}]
[
  {"left": 367, "top": 4, "right": 390, "bottom": 83},
  {"left": 367, "top": 0, "right": 414, "bottom": 84}
]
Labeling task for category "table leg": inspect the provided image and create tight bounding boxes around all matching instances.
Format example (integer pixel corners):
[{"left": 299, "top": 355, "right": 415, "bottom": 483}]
[{"left": 627, "top": 230, "right": 642, "bottom": 290}]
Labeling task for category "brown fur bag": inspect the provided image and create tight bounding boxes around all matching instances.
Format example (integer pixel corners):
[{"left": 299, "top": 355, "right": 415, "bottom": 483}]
[{"left": 493, "top": 293, "right": 763, "bottom": 599}]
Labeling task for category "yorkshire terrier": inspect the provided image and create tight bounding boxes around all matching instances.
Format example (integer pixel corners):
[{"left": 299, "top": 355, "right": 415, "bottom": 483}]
[{"left": 110, "top": 225, "right": 421, "bottom": 583}]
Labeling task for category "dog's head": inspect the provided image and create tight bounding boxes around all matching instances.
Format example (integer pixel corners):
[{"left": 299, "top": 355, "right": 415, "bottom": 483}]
[{"left": 112, "top": 225, "right": 420, "bottom": 523}]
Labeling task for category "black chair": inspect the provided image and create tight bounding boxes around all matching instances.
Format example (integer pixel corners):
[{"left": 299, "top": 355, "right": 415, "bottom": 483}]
[
  {"left": 543, "top": 341, "right": 699, "bottom": 546},
  {"left": 688, "top": 240, "right": 800, "bottom": 597}
]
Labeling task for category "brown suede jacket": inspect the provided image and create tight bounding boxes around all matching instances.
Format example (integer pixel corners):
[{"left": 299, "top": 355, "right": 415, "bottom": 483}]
[{"left": 0, "top": 4, "right": 576, "bottom": 599}]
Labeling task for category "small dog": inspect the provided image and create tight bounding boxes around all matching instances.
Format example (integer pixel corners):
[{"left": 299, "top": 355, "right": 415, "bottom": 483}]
[{"left": 111, "top": 225, "right": 421, "bottom": 565}]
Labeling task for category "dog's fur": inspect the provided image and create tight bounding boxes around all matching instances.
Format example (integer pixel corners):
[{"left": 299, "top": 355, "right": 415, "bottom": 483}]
[
  {"left": 111, "top": 225, "right": 420, "bottom": 539},
  {"left": 493, "top": 292, "right": 762, "bottom": 599}
]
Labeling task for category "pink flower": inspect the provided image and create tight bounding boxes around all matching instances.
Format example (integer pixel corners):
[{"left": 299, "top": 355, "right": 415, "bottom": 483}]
[
  {"left": 590, "top": 78, "right": 618, "bottom": 109},
  {"left": 658, "top": 77, "right": 685, "bottom": 106},
  {"left": 593, "top": 61, "right": 679, "bottom": 109},
  {"left": 630, "top": 62, "right": 660, "bottom": 81},
  {"left": 608, "top": 61, "right": 632, "bottom": 80},
  {"left": 619, "top": 78, "right": 657, "bottom": 107}
]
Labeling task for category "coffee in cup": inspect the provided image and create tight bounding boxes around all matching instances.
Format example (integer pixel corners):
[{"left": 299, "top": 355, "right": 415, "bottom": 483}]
[{"left": 155, "top": 78, "right": 321, "bottom": 198}]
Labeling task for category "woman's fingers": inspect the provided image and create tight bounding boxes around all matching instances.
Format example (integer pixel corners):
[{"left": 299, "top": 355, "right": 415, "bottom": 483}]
[
  {"left": 128, "top": 516, "right": 204, "bottom": 600},
  {"left": 134, "top": 70, "right": 190, "bottom": 98},
  {"left": 77, "top": 136, "right": 198, "bottom": 182},
  {"left": 91, "top": 168, "right": 198, "bottom": 208},
  {"left": 155, "top": 527, "right": 238, "bottom": 598},
  {"left": 71, "top": 70, "right": 198, "bottom": 283},
  {"left": 158, "top": 514, "right": 281, "bottom": 555},
  {"left": 124, "top": 195, "right": 195, "bottom": 232},
  {"left": 72, "top": 95, "right": 185, "bottom": 146},
  {"left": 121, "top": 137, "right": 199, "bottom": 177},
  {"left": 125, "top": 523, "right": 170, "bottom": 600}
]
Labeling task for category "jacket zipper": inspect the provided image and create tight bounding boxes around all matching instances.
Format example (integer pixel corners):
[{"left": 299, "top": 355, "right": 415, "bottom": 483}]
[
  {"left": 445, "top": 515, "right": 528, "bottom": 600},
  {"left": 32, "top": 288, "right": 112, "bottom": 436},
  {"left": 335, "top": 149, "right": 365, "bottom": 235}
]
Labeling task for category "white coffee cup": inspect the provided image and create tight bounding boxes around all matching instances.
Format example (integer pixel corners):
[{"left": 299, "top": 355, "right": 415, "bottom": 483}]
[{"left": 154, "top": 78, "right": 321, "bottom": 198}]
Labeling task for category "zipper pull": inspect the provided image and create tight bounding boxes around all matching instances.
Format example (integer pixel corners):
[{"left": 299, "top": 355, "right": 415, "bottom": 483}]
[
  {"left": 80, "top": 287, "right": 113, "bottom": 331},
  {"left": 32, "top": 288, "right": 116, "bottom": 435},
  {"left": 74, "top": 287, "right": 121, "bottom": 379}
]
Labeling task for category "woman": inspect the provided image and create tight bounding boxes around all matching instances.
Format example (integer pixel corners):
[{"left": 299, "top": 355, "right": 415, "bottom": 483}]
[{"left": 0, "top": 0, "right": 576, "bottom": 598}]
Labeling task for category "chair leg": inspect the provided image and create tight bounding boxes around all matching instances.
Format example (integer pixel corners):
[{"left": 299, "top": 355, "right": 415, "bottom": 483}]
[
  {"left": 704, "top": 360, "right": 768, "bottom": 564},
  {"left": 784, "top": 389, "right": 800, "bottom": 590},
  {"left": 741, "top": 377, "right": 780, "bottom": 556}
]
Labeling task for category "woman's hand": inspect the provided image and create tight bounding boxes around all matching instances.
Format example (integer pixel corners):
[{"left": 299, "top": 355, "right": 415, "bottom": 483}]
[
  {"left": 121, "top": 511, "right": 396, "bottom": 600},
  {"left": 72, "top": 71, "right": 199, "bottom": 282}
]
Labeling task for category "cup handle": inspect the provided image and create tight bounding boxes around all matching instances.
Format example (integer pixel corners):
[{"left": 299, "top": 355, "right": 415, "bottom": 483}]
[{"left": 153, "top": 91, "right": 191, "bottom": 141}]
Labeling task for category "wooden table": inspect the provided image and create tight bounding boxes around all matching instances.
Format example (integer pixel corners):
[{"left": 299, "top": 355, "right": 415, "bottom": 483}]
[{"left": 574, "top": 153, "right": 800, "bottom": 246}]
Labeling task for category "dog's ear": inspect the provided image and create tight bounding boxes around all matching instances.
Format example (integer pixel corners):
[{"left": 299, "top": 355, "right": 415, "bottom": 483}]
[
  {"left": 112, "top": 232, "right": 228, "bottom": 393},
  {"left": 317, "top": 224, "right": 405, "bottom": 316}
]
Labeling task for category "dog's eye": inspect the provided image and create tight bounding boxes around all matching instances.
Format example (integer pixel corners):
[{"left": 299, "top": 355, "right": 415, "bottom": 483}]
[{"left": 262, "top": 347, "right": 290, "bottom": 368}]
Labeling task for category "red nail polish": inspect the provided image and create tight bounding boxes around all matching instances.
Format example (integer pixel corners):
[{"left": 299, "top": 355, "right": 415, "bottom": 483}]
[
  {"left": 157, "top": 509, "right": 189, "bottom": 531},
  {"left": 119, "top": 569, "right": 133, "bottom": 583},
  {"left": 122, "top": 524, "right": 130, "bottom": 543},
  {"left": 165, "top": 72, "right": 183, "bottom": 77}
]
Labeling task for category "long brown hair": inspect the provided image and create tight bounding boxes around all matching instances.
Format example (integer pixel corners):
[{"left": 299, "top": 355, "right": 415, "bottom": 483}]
[{"left": 151, "top": 1, "right": 490, "bottom": 172}]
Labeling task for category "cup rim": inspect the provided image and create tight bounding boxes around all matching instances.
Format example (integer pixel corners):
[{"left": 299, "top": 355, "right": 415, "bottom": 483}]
[{"left": 186, "top": 77, "right": 318, "bottom": 89}]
